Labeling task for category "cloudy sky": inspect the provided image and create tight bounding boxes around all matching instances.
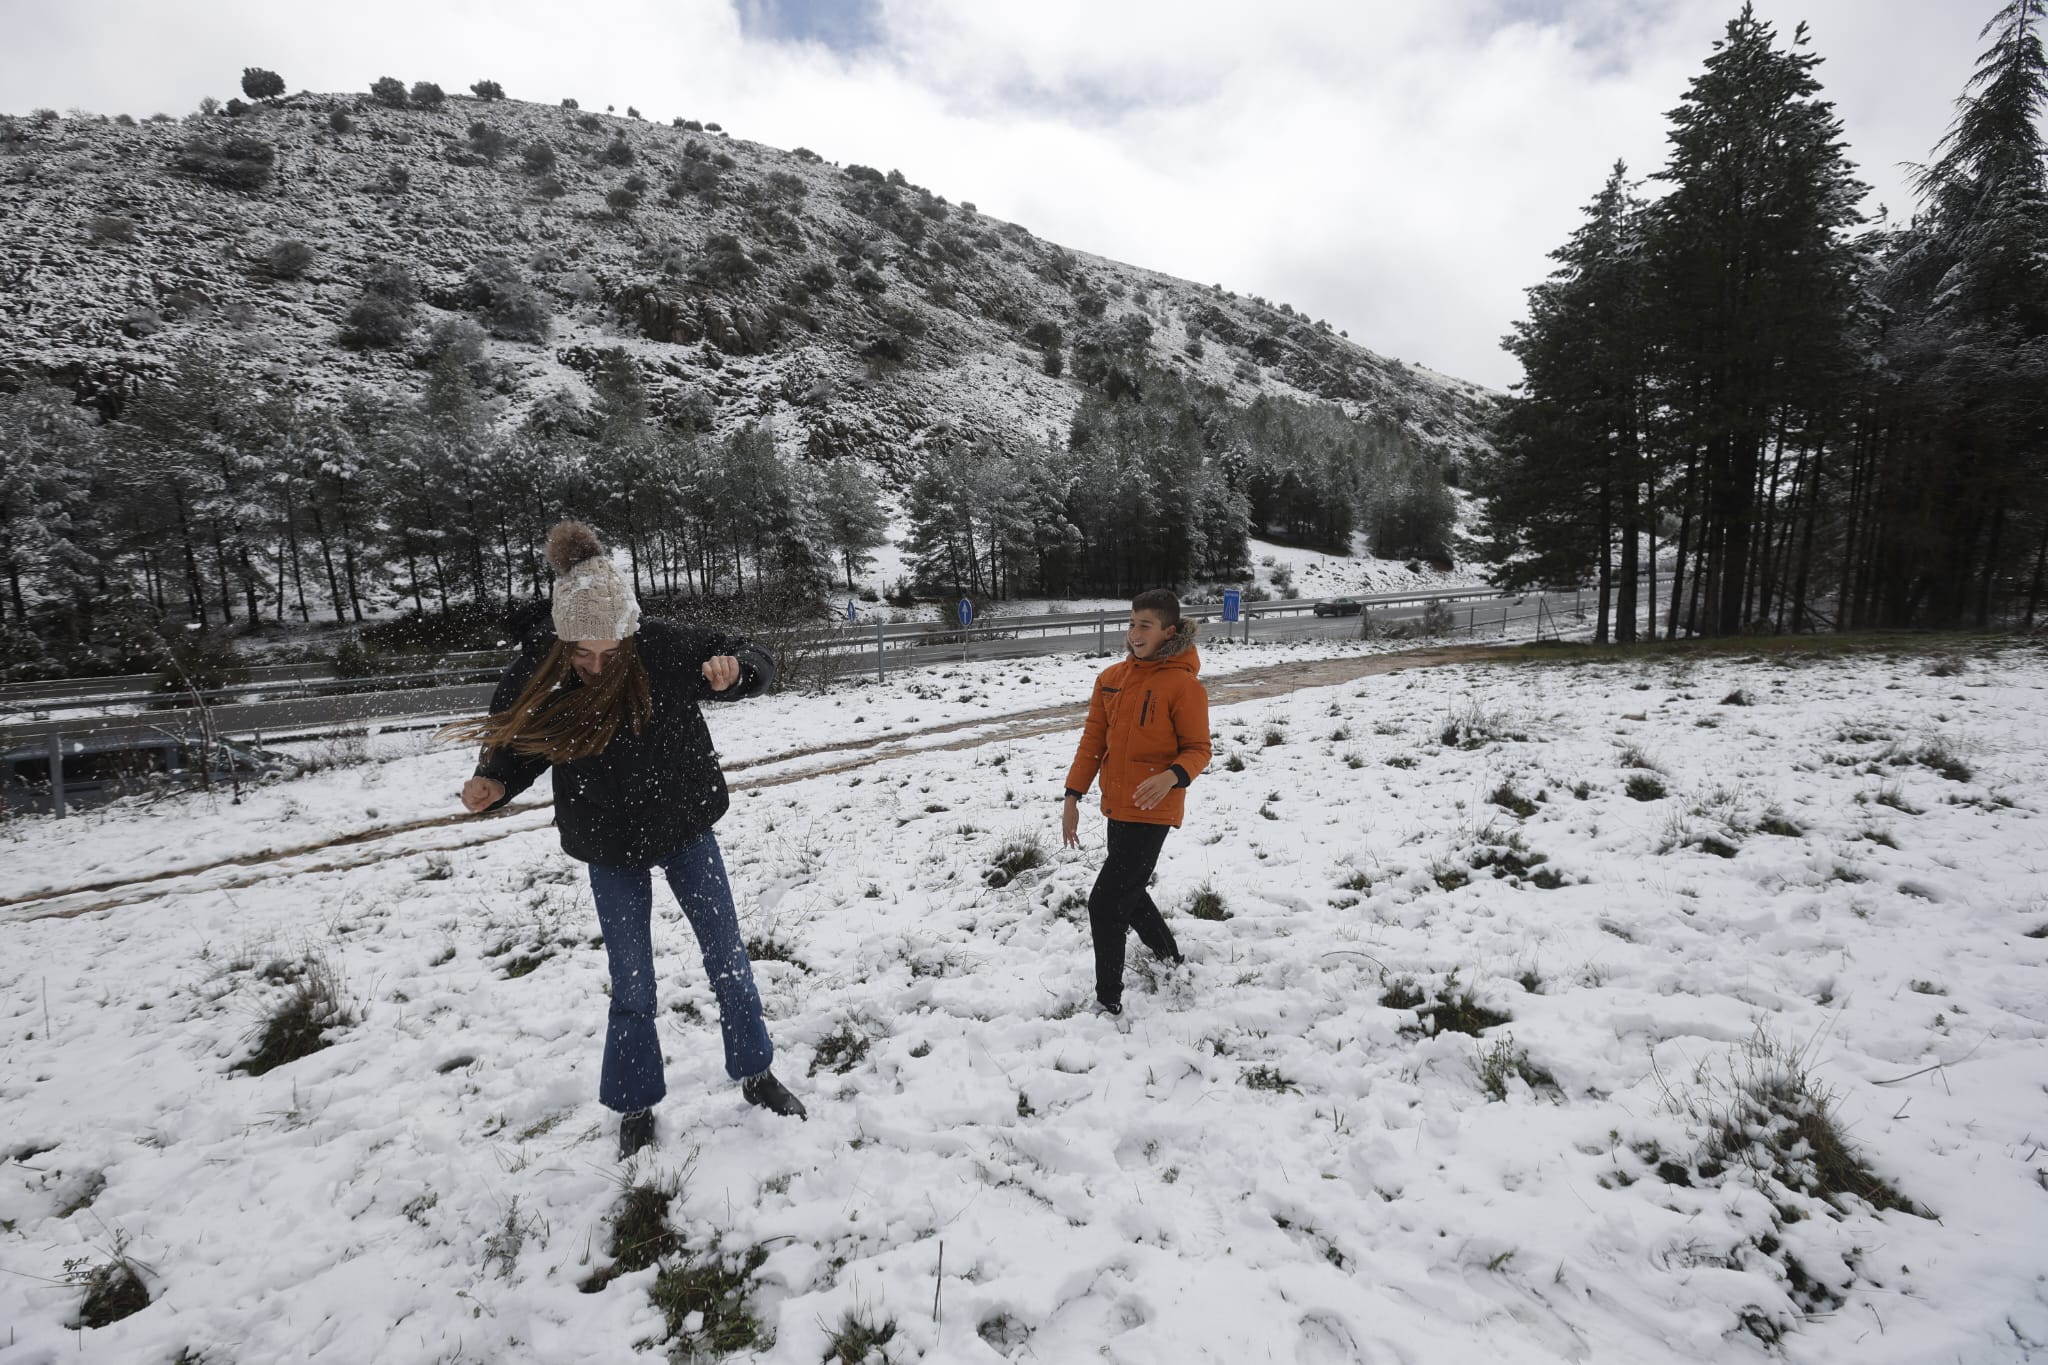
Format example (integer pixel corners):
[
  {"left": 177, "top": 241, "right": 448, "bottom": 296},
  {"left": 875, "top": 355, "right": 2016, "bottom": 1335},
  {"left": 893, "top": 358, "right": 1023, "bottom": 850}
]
[{"left": 1, "top": 1, "right": 1997, "bottom": 389}]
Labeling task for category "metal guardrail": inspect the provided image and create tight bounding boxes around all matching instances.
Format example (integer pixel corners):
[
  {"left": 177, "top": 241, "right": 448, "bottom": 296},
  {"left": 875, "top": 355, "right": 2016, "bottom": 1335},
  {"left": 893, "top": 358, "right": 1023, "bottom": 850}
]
[
  {"left": 1, "top": 587, "right": 1532, "bottom": 745},
  {"left": 6, "top": 588, "right": 1619, "bottom": 818},
  {"left": 0, "top": 590, "right": 1509, "bottom": 707}
]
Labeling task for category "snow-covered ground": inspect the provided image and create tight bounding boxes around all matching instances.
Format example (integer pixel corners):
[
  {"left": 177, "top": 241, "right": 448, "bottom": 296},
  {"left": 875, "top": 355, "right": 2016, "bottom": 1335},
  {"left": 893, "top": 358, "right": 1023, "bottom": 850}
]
[{"left": 4, "top": 636, "right": 2046, "bottom": 1364}]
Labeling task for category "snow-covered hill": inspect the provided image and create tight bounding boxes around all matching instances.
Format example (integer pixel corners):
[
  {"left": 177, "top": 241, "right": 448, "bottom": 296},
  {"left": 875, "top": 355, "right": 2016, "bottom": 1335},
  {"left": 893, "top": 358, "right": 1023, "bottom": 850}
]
[
  {"left": 0, "top": 95, "right": 1496, "bottom": 472},
  {"left": 4, "top": 636, "right": 2044, "bottom": 1363}
]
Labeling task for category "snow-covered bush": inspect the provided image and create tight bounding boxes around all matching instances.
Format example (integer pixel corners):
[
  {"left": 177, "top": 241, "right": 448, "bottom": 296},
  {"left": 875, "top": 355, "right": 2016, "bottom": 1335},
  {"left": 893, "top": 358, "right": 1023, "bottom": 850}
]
[
  {"left": 171, "top": 131, "right": 275, "bottom": 190},
  {"left": 340, "top": 263, "right": 416, "bottom": 349},
  {"left": 240, "top": 67, "right": 284, "bottom": 101},
  {"left": 263, "top": 238, "right": 314, "bottom": 279}
]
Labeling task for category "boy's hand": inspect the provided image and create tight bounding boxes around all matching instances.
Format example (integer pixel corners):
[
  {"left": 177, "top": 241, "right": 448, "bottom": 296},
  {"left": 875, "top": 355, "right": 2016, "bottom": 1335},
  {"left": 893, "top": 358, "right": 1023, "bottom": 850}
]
[
  {"left": 1132, "top": 772, "right": 1178, "bottom": 811},
  {"left": 461, "top": 776, "right": 505, "bottom": 813},
  {"left": 1061, "top": 795, "right": 1081, "bottom": 848},
  {"left": 702, "top": 655, "right": 741, "bottom": 691}
]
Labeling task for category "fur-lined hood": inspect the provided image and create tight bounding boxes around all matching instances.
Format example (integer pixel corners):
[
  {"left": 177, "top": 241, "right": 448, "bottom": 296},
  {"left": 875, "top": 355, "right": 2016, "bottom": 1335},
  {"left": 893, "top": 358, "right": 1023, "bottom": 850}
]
[{"left": 1131, "top": 618, "right": 1200, "bottom": 668}]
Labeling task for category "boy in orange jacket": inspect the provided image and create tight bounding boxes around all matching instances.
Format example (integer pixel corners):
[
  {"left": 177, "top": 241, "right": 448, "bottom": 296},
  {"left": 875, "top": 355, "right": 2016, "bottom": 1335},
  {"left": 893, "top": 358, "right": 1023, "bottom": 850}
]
[{"left": 1062, "top": 589, "right": 1212, "bottom": 1016}]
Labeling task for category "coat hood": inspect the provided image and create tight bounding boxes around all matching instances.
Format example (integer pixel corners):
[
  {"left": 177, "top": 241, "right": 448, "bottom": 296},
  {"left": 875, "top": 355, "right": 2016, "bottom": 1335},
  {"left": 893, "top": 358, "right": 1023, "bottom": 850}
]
[{"left": 1130, "top": 618, "right": 1200, "bottom": 672}]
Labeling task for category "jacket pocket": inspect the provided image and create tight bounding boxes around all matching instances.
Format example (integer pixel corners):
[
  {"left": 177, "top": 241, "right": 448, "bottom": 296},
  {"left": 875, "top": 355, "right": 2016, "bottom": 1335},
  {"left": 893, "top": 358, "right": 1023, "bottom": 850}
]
[{"left": 1140, "top": 690, "right": 1154, "bottom": 727}]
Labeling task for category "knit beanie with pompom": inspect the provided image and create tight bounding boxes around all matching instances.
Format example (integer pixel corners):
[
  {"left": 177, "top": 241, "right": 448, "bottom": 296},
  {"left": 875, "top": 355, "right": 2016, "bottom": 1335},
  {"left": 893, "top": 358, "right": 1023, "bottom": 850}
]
[{"left": 546, "top": 521, "right": 640, "bottom": 642}]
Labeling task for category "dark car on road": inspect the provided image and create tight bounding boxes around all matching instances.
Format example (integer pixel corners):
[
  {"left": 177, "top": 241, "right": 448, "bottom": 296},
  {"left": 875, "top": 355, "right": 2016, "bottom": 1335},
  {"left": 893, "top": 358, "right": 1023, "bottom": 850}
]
[{"left": 1311, "top": 596, "right": 1365, "bottom": 617}]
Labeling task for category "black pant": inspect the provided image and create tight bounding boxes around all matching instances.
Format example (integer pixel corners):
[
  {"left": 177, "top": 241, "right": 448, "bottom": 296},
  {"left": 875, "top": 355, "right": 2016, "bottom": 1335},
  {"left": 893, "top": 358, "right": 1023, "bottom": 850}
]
[{"left": 1089, "top": 818, "right": 1178, "bottom": 1008}]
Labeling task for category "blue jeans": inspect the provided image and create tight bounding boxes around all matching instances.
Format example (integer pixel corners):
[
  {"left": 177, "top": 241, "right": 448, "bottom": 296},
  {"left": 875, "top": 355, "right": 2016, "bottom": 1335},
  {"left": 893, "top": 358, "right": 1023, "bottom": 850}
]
[{"left": 586, "top": 832, "right": 774, "bottom": 1113}]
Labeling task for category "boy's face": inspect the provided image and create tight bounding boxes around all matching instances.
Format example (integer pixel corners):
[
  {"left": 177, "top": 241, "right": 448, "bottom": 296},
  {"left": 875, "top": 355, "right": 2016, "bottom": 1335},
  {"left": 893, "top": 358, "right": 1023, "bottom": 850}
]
[{"left": 1127, "top": 611, "right": 1175, "bottom": 659}]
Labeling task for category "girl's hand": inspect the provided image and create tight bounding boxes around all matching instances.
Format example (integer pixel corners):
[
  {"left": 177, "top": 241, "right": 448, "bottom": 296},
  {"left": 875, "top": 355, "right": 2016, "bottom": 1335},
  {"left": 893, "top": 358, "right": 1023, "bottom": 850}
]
[
  {"left": 1132, "top": 772, "right": 1177, "bottom": 811},
  {"left": 702, "top": 655, "right": 741, "bottom": 692},
  {"left": 1061, "top": 796, "right": 1081, "bottom": 848},
  {"left": 461, "top": 776, "right": 505, "bottom": 813}
]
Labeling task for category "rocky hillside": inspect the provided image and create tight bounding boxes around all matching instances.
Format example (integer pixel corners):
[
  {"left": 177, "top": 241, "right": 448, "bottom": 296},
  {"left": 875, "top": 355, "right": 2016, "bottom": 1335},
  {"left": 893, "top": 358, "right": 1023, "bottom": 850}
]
[{"left": 0, "top": 91, "right": 1495, "bottom": 471}]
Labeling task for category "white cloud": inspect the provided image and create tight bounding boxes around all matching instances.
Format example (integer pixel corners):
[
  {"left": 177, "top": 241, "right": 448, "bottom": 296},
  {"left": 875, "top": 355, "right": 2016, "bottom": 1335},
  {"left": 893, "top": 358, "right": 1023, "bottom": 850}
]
[{"left": 1, "top": 1, "right": 1991, "bottom": 388}]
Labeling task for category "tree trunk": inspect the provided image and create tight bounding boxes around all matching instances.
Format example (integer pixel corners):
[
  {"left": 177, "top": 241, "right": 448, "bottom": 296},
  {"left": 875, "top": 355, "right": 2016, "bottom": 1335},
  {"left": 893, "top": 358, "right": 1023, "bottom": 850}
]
[
  {"left": 1594, "top": 473, "right": 1613, "bottom": 645},
  {"left": 174, "top": 494, "right": 206, "bottom": 625},
  {"left": 1975, "top": 500, "right": 2006, "bottom": 629},
  {"left": 211, "top": 527, "right": 233, "bottom": 626},
  {"left": 311, "top": 505, "right": 345, "bottom": 624},
  {"left": 2023, "top": 517, "right": 2048, "bottom": 629}
]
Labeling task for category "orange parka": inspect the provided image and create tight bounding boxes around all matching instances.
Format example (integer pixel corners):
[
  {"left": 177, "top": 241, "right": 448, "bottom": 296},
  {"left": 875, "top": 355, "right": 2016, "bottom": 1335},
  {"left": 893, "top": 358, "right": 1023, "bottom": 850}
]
[{"left": 1064, "top": 625, "right": 1211, "bottom": 827}]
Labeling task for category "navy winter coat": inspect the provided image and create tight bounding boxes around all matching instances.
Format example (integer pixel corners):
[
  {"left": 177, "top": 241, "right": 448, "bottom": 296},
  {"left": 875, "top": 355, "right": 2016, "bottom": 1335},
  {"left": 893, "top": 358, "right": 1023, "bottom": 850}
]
[{"left": 474, "top": 617, "right": 774, "bottom": 868}]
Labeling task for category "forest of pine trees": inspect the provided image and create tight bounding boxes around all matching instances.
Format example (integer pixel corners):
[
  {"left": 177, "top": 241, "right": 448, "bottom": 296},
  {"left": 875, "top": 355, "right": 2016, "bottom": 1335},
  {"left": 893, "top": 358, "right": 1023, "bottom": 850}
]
[
  {"left": 0, "top": 329, "right": 1454, "bottom": 678},
  {"left": 1478, "top": 1, "right": 2048, "bottom": 640},
  {"left": 0, "top": 343, "right": 885, "bottom": 675}
]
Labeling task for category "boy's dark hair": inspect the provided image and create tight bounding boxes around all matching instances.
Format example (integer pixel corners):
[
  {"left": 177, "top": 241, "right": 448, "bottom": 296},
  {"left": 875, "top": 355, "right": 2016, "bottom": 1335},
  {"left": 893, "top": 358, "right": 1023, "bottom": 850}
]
[{"left": 1131, "top": 589, "right": 1181, "bottom": 624}]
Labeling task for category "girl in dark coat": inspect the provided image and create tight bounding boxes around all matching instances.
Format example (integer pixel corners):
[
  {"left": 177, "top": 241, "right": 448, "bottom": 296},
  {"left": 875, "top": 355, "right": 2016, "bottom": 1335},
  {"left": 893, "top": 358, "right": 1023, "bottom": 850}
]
[{"left": 448, "top": 522, "right": 805, "bottom": 1158}]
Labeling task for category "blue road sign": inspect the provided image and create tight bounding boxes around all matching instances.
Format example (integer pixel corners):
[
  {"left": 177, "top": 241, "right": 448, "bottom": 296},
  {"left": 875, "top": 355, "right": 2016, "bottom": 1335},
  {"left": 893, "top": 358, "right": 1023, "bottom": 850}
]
[
  {"left": 957, "top": 597, "right": 974, "bottom": 627},
  {"left": 1222, "top": 589, "right": 1242, "bottom": 623}
]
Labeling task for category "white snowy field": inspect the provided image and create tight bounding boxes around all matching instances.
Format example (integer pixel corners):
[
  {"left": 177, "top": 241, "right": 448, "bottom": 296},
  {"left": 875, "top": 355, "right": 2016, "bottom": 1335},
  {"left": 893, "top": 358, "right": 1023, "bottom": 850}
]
[{"left": 3, "top": 636, "right": 2046, "bottom": 1364}]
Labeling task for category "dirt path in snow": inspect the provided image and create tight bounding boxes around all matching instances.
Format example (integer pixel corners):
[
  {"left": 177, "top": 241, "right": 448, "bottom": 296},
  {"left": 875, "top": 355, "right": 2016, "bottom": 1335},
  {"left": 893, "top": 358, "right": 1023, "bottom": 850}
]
[{"left": 3, "top": 643, "right": 1506, "bottom": 922}]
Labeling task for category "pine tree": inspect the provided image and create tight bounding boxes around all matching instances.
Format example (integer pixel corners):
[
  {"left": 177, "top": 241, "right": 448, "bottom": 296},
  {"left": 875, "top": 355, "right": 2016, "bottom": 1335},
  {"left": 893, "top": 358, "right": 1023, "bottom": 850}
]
[
  {"left": 1647, "top": 5, "right": 1866, "bottom": 636},
  {"left": 819, "top": 459, "right": 889, "bottom": 591},
  {"left": 0, "top": 385, "right": 101, "bottom": 641},
  {"left": 1481, "top": 162, "right": 1653, "bottom": 641},
  {"left": 1865, "top": 0, "right": 2048, "bottom": 626}
]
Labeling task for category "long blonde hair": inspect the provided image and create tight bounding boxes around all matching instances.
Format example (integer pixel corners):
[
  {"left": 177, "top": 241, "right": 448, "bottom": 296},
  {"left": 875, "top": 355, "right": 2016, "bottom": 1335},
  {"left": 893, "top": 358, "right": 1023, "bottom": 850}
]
[{"left": 441, "top": 636, "right": 653, "bottom": 763}]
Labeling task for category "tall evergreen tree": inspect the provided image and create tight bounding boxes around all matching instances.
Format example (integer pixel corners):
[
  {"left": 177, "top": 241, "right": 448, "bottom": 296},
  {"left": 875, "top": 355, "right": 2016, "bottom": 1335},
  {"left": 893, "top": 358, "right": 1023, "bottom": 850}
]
[
  {"left": 818, "top": 459, "right": 890, "bottom": 591},
  {"left": 1864, "top": 0, "right": 2048, "bottom": 626},
  {"left": 1480, "top": 162, "right": 1652, "bottom": 640},
  {"left": 1648, "top": 5, "right": 1866, "bottom": 636},
  {"left": 0, "top": 385, "right": 101, "bottom": 638}
]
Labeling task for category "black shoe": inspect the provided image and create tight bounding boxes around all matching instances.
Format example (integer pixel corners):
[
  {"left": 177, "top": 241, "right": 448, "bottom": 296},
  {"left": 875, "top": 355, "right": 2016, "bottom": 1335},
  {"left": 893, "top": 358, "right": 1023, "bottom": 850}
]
[
  {"left": 742, "top": 1072, "right": 807, "bottom": 1120},
  {"left": 617, "top": 1108, "right": 655, "bottom": 1159}
]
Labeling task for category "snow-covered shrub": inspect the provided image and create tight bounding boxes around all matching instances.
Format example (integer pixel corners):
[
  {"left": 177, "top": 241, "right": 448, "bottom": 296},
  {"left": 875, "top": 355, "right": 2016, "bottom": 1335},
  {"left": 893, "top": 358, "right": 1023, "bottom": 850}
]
[
  {"left": 465, "top": 121, "right": 514, "bottom": 162},
  {"left": 1474, "top": 1033, "right": 1557, "bottom": 1101},
  {"left": 233, "top": 951, "right": 354, "bottom": 1076},
  {"left": 263, "top": 238, "right": 314, "bottom": 279},
  {"left": 462, "top": 255, "right": 550, "bottom": 342},
  {"left": 68, "top": 1253, "right": 150, "bottom": 1328},
  {"left": 240, "top": 67, "right": 284, "bottom": 100},
  {"left": 985, "top": 832, "right": 1045, "bottom": 887},
  {"left": 693, "top": 234, "right": 758, "bottom": 288},
  {"left": 667, "top": 158, "right": 722, "bottom": 200},
  {"left": 340, "top": 262, "right": 416, "bottom": 349},
  {"left": 171, "top": 131, "right": 274, "bottom": 190}
]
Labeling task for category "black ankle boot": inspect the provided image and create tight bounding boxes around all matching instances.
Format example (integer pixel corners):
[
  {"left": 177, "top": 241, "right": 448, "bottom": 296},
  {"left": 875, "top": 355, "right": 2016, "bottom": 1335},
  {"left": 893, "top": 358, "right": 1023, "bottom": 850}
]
[
  {"left": 617, "top": 1108, "right": 655, "bottom": 1159},
  {"left": 741, "top": 1072, "right": 807, "bottom": 1120}
]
